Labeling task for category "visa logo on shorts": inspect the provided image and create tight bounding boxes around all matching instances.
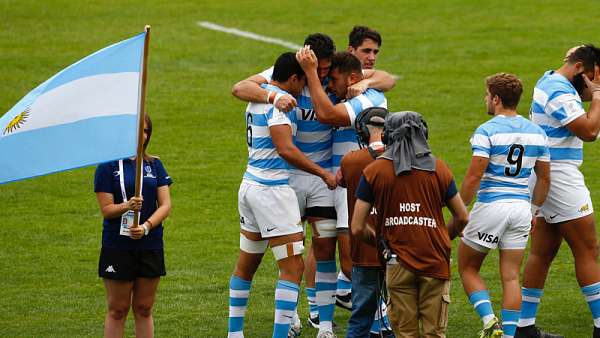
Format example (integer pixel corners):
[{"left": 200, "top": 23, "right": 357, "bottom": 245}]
[
  {"left": 300, "top": 109, "right": 317, "bottom": 121},
  {"left": 477, "top": 232, "right": 499, "bottom": 244}
]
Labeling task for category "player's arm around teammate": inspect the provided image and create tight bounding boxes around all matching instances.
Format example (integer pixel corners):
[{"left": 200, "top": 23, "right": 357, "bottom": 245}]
[
  {"left": 94, "top": 114, "right": 172, "bottom": 338},
  {"left": 270, "top": 122, "right": 337, "bottom": 190},
  {"left": 296, "top": 47, "right": 387, "bottom": 127}
]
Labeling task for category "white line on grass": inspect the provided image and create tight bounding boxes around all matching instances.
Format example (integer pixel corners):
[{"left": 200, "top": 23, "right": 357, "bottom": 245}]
[
  {"left": 197, "top": 21, "right": 302, "bottom": 50},
  {"left": 197, "top": 21, "right": 402, "bottom": 80}
]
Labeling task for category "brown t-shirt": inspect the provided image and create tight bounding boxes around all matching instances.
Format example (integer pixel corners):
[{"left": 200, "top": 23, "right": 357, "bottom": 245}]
[
  {"left": 340, "top": 147, "right": 383, "bottom": 267},
  {"left": 357, "top": 157, "right": 457, "bottom": 280}
]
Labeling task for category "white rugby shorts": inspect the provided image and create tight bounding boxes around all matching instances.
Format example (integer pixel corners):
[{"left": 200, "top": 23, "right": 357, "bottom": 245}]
[
  {"left": 529, "top": 166, "right": 594, "bottom": 223},
  {"left": 238, "top": 180, "right": 303, "bottom": 238},
  {"left": 462, "top": 200, "right": 531, "bottom": 251},
  {"left": 334, "top": 186, "right": 349, "bottom": 229},
  {"left": 289, "top": 173, "right": 334, "bottom": 217}
]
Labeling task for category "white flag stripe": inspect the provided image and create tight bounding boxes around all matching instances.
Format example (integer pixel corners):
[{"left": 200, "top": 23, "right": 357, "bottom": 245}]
[{"left": 8, "top": 72, "right": 139, "bottom": 136}]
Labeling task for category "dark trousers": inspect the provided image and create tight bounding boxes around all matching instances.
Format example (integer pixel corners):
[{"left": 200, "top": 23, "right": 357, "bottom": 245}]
[{"left": 346, "top": 266, "right": 387, "bottom": 338}]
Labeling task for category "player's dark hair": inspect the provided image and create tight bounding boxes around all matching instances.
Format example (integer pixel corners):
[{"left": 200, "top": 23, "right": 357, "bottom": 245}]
[
  {"left": 304, "top": 33, "right": 336, "bottom": 60},
  {"left": 486, "top": 73, "right": 523, "bottom": 110},
  {"left": 272, "top": 52, "right": 305, "bottom": 82},
  {"left": 567, "top": 44, "right": 600, "bottom": 71},
  {"left": 331, "top": 52, "right": 362, "bottom": 75},
  {"left": 348, "top": 26, "right": 382, "bottom": 48}
]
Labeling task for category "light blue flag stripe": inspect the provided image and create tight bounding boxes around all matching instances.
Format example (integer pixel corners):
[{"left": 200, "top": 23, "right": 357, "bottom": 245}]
[
  {"left": 0, "top": 115, "right": 137, "bottom": 184},
  {"left": 0, "top": 32, "right": 145, "bottom": 184}
]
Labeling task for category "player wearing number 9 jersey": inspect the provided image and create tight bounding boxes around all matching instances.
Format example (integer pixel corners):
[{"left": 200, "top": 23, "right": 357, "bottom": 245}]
[{"left": 458, "top": 73, "right": 550, "bottom": 338}]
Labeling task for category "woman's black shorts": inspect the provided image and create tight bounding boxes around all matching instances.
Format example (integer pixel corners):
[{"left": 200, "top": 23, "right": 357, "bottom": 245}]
[{"left": 98, "top": 247, "right": 166, "bottom": 281}]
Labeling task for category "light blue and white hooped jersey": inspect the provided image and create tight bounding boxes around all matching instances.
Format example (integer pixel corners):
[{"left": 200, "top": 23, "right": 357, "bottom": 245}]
[
  {"left": 243, "top": 84, "right": 297, "bottom": 186},
  {"left": 259, "top": 67, "right": 333, "bottom": 175},
  {"left": 531, "top": 71, "right": 586, "bottom": 168},
  {"left": 331, "top": 88, "right": 387, "bottom": 174},
  {"left": 471, "top": 115, "right": 550, "bottom": 203}
]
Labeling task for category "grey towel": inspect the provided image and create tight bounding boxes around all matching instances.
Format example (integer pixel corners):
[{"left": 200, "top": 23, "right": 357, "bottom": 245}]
[{"left": 381, "top": 111, "right": 436, "bottom": 175}]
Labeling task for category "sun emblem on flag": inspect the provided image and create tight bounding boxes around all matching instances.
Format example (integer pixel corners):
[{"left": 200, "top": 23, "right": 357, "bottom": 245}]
[{"left": 3, "top": 107, "right": 30, "bottom": 135}]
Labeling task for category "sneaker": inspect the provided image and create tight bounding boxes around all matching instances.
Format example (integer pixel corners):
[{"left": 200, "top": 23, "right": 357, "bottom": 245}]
[
  {"left": 307, "top": 315, "right": 338, "bottom": 330},
  {"left": 316, "top": 330, "right": 337, "bottom": 338},
  {"left": 479, "top": 317, "right": 503, "bottom": 338},
  {"left": 307, "top": 315, "right": 320, "bottom": 329},
  {"left": 335, "top": 292, "right": 352, "bottom": 311},
  {"left": 370, "top": 329, "right": 395, "bottom": 338},
  {"left": 288, "top": 312, "right": 302, "bottom": 337},
  {"left": 514, "top": 325, "right": 564, "bottom": 338}
]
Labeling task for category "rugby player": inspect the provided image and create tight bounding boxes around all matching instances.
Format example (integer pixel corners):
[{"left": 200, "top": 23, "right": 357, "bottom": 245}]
[
  {"left": 347, "top": 25, "right": 381, "bottom": 70},
  {"left": 458, "top": 73, "right": 550, "bottom": 338},
  {"left": 233, "top": 33, "right": 395, "bottom": 337},
  {"left": 335, "top": 25, "right": 386, "bottom": 315},
  {"left": 516, "top": 45, "right": 600, "bottom": 338},
  {"left": 296, "top": 47, "right": 388, "bottom": 337},
  {"left": 227, "top": 52, "right": 336, "bottom": 338}
]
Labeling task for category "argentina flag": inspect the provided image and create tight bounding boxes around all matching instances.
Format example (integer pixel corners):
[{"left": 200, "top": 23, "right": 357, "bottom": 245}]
[{"left": 0, "top": 32, "right": 146, "bottom": 184}]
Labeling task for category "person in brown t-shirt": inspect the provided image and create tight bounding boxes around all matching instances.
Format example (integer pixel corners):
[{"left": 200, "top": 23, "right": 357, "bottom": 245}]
[
  {"left": 351, "top": 112, "right": 469, "bottom": 337},
  {"left": 338, "top": 107, "right": 393, "bottom": 337}
]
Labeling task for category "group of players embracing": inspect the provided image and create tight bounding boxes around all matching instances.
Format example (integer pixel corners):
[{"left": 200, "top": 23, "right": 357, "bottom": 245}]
[{"left": 225, "top": 25, "right": 600, "bottom": 338}]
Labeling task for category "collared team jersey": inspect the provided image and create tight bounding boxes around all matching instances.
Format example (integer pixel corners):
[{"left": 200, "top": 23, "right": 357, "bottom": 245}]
[
  {"left": 243, "top": 84, "right": 297, "bottom": 186},
  {"left": 531, "top": 71, "right": 586, "bottom": 169},
  {"left": 332, "top": 88, "right": 387, "bottom": 174},
  {"left": 259, "top": 67, "right": 332, "bottom": 175},
  {"left": 471, "top": 115, "right": 550, "bottom": 203}
]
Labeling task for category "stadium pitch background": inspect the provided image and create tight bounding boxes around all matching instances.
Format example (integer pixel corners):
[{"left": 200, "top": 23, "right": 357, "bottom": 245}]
[{"left": 0, "top": 0, "right": 599, "bottom": 336}]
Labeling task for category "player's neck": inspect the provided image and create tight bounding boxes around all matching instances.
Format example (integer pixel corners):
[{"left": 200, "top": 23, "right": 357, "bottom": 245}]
[
  {"left": 269, "top": 80, "right": 290, "bottom": 95},
  {"left": 494, "top": 108, "right": 517, "bottom": 117},
  {"left": 556, "top": 64, "right": 574, "bottom": 81}
]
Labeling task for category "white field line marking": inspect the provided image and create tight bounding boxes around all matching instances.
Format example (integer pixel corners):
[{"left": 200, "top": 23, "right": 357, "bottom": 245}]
[
  {"left": 198, "top": 21, "right": 302, "bottom": 50},
  {"left": 197, "top": 21, "right": 402, "bottom": 80}
]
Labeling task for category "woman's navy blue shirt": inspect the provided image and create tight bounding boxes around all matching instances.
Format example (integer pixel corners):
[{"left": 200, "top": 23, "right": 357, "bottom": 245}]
[{"left": 94, "top": 158, "right": 172, "bottom": 250}]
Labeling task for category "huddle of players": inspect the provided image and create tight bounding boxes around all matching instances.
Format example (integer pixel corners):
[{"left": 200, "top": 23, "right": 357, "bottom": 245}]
[{"left": 226, "top": 24, "right": 600, "bottom": 338}]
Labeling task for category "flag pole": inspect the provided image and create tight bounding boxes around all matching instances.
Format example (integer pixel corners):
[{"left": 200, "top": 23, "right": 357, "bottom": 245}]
[{"left": 133, "top": 25, "right": 151, "bottom": 228}]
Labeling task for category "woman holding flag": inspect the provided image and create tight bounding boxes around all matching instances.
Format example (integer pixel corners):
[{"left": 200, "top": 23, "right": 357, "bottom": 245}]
[{"left": 94, "top": 114, "right": 172, "bottom": 338}]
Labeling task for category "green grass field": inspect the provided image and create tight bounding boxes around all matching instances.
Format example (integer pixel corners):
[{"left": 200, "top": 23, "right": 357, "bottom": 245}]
[{"left": 1, "top": 1, "right": 599, "bottom": 337}]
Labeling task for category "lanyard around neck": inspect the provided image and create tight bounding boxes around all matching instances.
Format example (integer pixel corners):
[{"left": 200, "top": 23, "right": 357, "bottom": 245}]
[{"left": 118, "top": 159, "right": 143, "bottom": 202}]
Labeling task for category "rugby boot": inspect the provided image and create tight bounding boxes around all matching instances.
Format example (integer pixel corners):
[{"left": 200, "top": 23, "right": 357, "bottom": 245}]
[
  {"left": 316, "top": 329, "right": 337, "bottom": 338},
  {"left": 288, "top": 312, "right": 302, "bottom": 337},
  {"left": 370, "top": 329, "right": 395, "bottom": 338},
  {"left": 307, "top": 315, "right": 337, "bottom": 330},
  {"left": 335, "top": 292, "right": 352, "bottom": 311},
  {"left": 479, "top": 317, "right": 503, "bottom": 338},
  {"left": 514, "top": 325, "right": 564, "bottom": 338}
]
